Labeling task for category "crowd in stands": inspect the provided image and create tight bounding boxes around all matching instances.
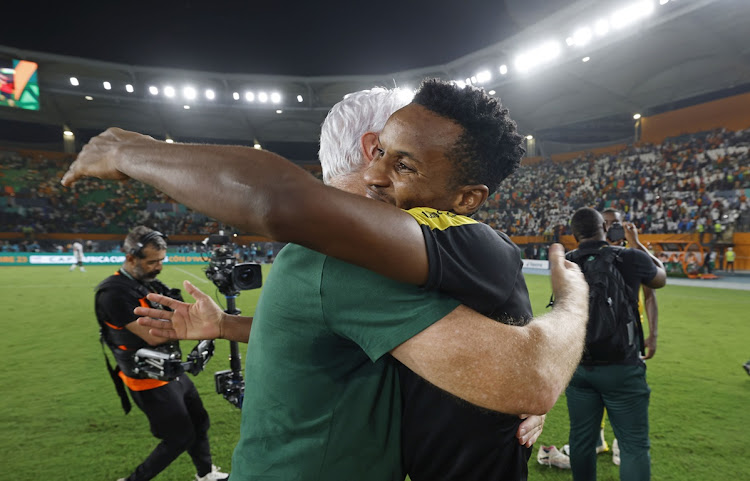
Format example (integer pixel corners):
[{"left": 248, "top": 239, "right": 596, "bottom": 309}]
[
  {"left": 2, "top": 127, "right": 749, "bottom": 252},
  {"left": 475, "top": 127, "right": 750, "bottom": 238}
]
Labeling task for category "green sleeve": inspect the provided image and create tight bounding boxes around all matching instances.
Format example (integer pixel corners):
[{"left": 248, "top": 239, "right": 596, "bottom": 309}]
[{"left": 320, "top": 256, "right": 460, "bottom": 362}]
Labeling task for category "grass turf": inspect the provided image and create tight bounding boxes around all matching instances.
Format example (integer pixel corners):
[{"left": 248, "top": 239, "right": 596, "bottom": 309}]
[{"left": 1, "top": 264, "right": 747, "bottom": 480}]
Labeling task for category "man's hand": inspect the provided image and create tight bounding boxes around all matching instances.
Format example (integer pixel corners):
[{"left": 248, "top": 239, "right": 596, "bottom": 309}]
[
  {"left": 623, "top": 222, "right": 641, "bottom": 247},
  {"left": 61, "top": 127, "right": 153, "bottom": 186},
  {"left": 642, "top": 335, "right": 657, "bottom": 360},
  {"left": 135, "top": 280, "right": 225, "bottom": 341},
  {"left": 517, "top": 414, "right": 545, "bottom": 447},
  {"left": 549, "top": 243, "right": 587, "bottom": 306}
]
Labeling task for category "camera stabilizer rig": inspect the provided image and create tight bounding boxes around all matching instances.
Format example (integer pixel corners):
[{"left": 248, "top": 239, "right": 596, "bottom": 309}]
[
  {"left": 133, "top": 339, "right": 215, "bottom": 380},
  {"left": 202, "top": 233, "right": 263, "bottom": 408}
]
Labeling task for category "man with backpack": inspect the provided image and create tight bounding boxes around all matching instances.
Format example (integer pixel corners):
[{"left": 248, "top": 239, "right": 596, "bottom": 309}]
[{"left": 565, "top": 207, "right": 666, "bottom": 481}]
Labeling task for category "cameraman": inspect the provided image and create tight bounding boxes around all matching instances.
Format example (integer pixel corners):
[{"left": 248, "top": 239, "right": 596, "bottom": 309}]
[{"left": 95, "top": 226, "right": 228, "bottom": 481}]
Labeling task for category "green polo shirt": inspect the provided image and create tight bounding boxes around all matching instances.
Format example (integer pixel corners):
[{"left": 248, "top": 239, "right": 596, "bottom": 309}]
[{"left": 230, "top": 244, "right": 460, "bottom": 480}]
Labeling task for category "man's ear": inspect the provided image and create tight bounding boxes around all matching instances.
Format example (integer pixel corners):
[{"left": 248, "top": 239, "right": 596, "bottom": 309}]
[
  {"left": 360, "top": 132, "right": 379, "bottom": 162},
  {"left": 452, "top": 184, "right": 489, "bottom": 216}
]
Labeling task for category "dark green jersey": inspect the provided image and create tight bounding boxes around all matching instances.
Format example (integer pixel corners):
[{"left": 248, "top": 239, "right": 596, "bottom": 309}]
[{"left": 230, "top": 244, "right": 459, "bottom": 480}]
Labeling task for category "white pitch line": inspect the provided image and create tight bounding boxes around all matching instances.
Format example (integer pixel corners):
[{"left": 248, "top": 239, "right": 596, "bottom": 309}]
[{"left": 174, "top": 267, "right": 210, "bottom": 283}]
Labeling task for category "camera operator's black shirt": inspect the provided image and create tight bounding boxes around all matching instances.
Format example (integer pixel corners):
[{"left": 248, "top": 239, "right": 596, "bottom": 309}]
[
  {"left": 95, "top": 271, "right": 177, "bottom": 389},
  {"left": 399, "top": 207, "right": 533, "bottom": 481}
]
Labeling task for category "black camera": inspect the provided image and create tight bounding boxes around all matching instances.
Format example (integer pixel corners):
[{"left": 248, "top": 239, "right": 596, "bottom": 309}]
[
  {"left": 214, "top": 369, "right": 245, "bottom": 409},
  {"left": 133, "top": 339, "right": 215, "bottom": 380},
  {"left": 203, "top": 234, "right": 262, "bottom": 296},
  {"left": 607, "top": 222, "right": 625, "bottom": 243}
]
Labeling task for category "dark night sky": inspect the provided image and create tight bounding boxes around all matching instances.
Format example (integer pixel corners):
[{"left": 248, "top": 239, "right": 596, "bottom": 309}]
[{"left": 0, "top": 0, "right": 575, "bottom": 76}]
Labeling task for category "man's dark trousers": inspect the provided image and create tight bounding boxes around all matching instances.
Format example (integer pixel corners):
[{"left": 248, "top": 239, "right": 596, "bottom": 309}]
[
  {"left": 126, "top": 375, "right": 212, "bottom": 481},
  {"left": 566, "top": 363, "right": 651, "bottom": 481}
]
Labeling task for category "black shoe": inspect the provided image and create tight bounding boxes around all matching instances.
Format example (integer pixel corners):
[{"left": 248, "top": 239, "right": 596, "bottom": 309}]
[{"left": 743, "top": 361, "right": 750, "bottom": 376}]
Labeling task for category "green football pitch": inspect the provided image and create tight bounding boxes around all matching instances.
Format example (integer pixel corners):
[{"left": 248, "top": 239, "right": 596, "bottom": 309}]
[{"left": 1, "top": 264, "right": 747, "bottom": 481}]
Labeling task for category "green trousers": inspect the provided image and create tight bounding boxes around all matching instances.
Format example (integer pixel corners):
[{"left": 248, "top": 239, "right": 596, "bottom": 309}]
[{"left": 566, "top": 363, "right": 651, "bottom": 481}]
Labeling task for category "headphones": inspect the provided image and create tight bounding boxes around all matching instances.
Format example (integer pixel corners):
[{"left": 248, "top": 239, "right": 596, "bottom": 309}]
[{"left": 129, "top": 231, "right": 167, "bottom": 258}]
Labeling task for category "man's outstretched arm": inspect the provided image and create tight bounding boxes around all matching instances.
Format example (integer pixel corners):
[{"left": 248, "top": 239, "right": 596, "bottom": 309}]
[
  {"left": 391, "top": 244, "right": 589, "bottom": 415},
  {"left": 62, "top": 129, "right": 430, "bottom": 285}
]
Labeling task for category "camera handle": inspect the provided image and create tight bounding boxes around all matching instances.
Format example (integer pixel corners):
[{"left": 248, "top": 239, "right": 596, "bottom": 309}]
[{"left": 214, "top": 294, "right": 245, "bottom": 408}]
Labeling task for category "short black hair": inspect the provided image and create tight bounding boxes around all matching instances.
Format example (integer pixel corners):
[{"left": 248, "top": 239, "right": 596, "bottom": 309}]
[
  {"left": 602, "top": 208, "right": 622, "bottom": 221},
  {"left": 571, "top": 207, "right": 604, "bottom": 241},
  {"left": 412, "top": 78, "right": 525, "bottom": 196}
]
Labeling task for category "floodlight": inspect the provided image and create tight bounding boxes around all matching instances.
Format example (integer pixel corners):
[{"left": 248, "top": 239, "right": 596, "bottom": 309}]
[
  {"left": 276, "top": 109, "right": 283, "bottom": 114},
  {"left": 165, "top": 137, "right": 174, "bottom": 143},
  {"left": 572, "top": 27, "right": 592, "bottom": 47},
  {"left": 270, "top": 92, "right": 281, "bottom": 104},
  {"left": 205, "top": 89, "right": 215, "bottom": 100},
  {"left": 164, "top": 86, "right": 176, "bottom": 98},
  {"left": 183, "top": 86, "right": 197, "bottom": 100},
  {"left": 149, "top": 86, "right": 159, "bottom": 95},
  {"left": 254, "top": 142, "right": 262, "bottom": 149},
  {"left": 70, "top": 77, "right": 79, "bottom": 86},
  {"left": 475, "top": 70, "right": 491, "bottom": 84},
  {"left": 526, "top": 135, "right": 533, "bottom": 140},
  {"left": 514, "top": 41, "right": 561, "bottom": 72},
  {"left": 183, "top": 105, "right": 190, "bottom": 109},
  {"left": 297, "top": 95, "right": 303, "bottom": 102},
  {"left": 258, "top": 92, "right": 268, "bottom": 103},
  {"left": 594, "top": 19, "right": 610, "bottom": 36},
  {"left": 488, "top": 90, "right": 496, "bottom": 95},
  {"left": 233, "top": 92, "right": 240, "bottom": 100},
  {"left": 633, "top": 113, "right": 642, "bottom": 119},
  {"left": 245, "top": 91, "right": 255, "bottom": 102},
  {"left": 582, "top": 56, "right": 591, "bottom": 62},
  {"left": 611, "top": 1, "right": 654, "bottom": 30},
  {"left": 499, "top": 65, "right": 508, "bottom": 75},
  {"left": 125, "top": 84, "right": 134, "bottom": 93},
  {"left": 63, "top": 130, "right": 74, "bottom": 137},
  {"left": 85, "top": 96, "right": 93, "bottom": 101},
  {"left": 103, "top": 81, "right": 112, "bottom": 90}
]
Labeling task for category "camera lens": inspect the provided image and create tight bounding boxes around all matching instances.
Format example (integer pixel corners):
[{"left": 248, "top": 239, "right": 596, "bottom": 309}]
[{"left": 232, "top": 263, "right": 263, "bottom": 290}]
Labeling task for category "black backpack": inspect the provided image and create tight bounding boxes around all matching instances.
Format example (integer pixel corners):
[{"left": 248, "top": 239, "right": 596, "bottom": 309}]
[{"left": 567, "top": 246, "right": 644, "bottom": 363}]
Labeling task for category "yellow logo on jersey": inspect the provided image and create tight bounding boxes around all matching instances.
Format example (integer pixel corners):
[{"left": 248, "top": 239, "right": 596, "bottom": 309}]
[{"left": 405, "top": 207, "right": 477, "bottom": 231}]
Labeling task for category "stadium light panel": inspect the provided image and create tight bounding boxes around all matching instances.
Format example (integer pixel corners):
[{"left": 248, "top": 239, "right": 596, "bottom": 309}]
[
  {"left": 205, "top": 89, "right": 215, "bottom": 100},
  {"left": 526, "top": 135, "right": 533, "bottom": 140},
  {"left": 103, "top": 81, "right": 112, "bottom": 90},
  {"left": 499, "top": 64, "right": 508, "bottom": 75},
  {"left": 514, "top": 41, "right": 561, "bottom": 72},
  {"left": 254, "top": 142, "right": 262, "bottom": 149},
  {"left": 149, "top": 86, "right": 159, "bottom": 95},
  {"left": 164, "top": 86, "right": 176, "bottom": 98},
  {"left": 572, "top": 27, "right": 592, "bottom": 47},
  {"left": 633, "top": 113, "right": 642, "bottom": 119},
  {"left": 594, "top": 19, "right": 610, "bottom": 36},
  {"left": 245, "top": 91, "right": 255, "bottom": 102},
  {"left": 165, "top": 137, "right": 174, "bottom": 143},
  {"left": 183, "top": 86, "right": 197, "bottom": 100},
  {"left": 258, "top": 92, "right": 268, "bottom": 103},
  {"left": 610, "top": 1, "right": 654, "bottom": 30},
  {"left": 488, "top": 90, "right": 496, "bottom": 95},
  {"left": 582, "top": 56, "right": 591, "bottom": 62},
  {"left": 70, "top": 77, "right": 79, "bottom": 86},
  {"left": 276, "top": 109, "right": 283, "bottom": 114},
  {"left": 125, "top": 84, "right": 134, "bottom": 93},
  {"left": 183, "top": 105, "right": 190, "bottom": 110},
  {"left": 297, "top": 95, "right": 303, "bottom": 102},
  {"left": 270, "top": 92, "right": 281, "bottom": 104},
  {"left": 475, "top": 70, "right": 491, "bottom": 84},
  {"left": 63, "top": 130, "right": 74, "bottom": 137},
  {"left": 85, "top": 96, "right": 93, "bottom": 101},
  {"left": 233, "top": 92, "right": 240, "bottom": 100}
]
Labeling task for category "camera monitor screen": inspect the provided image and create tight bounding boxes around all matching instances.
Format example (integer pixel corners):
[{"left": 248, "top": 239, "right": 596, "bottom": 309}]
[{"left": 0, "top": 58, "right": 39, "bottom": 111}]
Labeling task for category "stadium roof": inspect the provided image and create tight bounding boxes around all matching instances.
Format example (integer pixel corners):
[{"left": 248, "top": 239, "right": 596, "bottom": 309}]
[{"left": 1, "top": 0, "right": 749, "bottom": 159}]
